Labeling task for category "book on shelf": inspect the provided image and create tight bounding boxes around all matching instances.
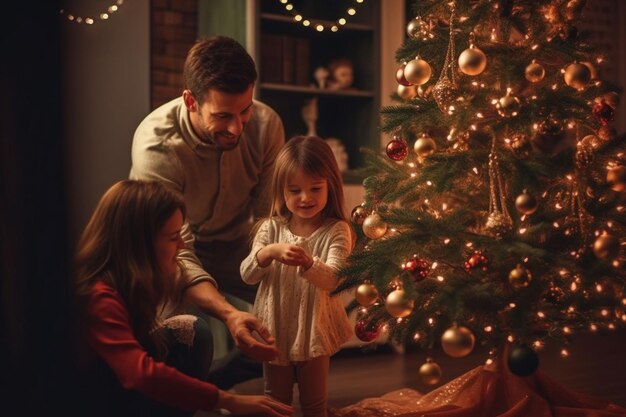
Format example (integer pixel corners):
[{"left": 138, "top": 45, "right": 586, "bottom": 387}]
[{"left": 260, "top": 34, "right": 282, "bottom": 83}]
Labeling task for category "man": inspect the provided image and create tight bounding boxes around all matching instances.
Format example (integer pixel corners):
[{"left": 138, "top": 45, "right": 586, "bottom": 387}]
[{"left": 130, "top": 36, "right": 285, "bottom": 387}]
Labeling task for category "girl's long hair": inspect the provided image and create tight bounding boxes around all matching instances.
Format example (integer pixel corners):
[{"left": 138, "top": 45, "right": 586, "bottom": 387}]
[{"left": 75, "top": 180, "right": 185, "bottom": 356}]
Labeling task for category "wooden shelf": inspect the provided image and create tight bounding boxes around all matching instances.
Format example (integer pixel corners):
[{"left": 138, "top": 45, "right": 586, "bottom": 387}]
[{"left": 260, "top": 83, "right": 375, "bottom": 97}]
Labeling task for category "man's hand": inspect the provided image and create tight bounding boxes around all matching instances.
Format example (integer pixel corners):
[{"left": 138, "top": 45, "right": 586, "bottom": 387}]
[{"left": 224, "top": 310, "right": 278, "bottom": 362}]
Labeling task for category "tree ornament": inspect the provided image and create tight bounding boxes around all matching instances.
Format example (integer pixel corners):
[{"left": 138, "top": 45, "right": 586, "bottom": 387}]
[
  {"left": 592, "top": 101, "right": 615, "bottom": 125},
  {"left": 404, "top": 58, "right": 432, "bottom": 86},
  {"left": 509, "top": 264, "right": 533, "bottom": 289},
  {"left": 464, "top": 251, "right": 488, "bottom": 272},
  {"left": 515, "top": 190, "right": 538, "bottom": 215},
  {"left": 524, "top": 60, "right": 545, "bottom": 83},
  {"left": 564, "top": 0, "right": 587, "bottom": 21},
  {"left": 485, "top": 211, "right": 513, "bottom": 237},
  {"left": 531, "top": 117, "right": 565, "bottom": 154},
  {"left": 418, "top": 358, "right": 442, "bottom": 385},
  {"left": 351, "top": 205, "right": 369, "bottom": 225},
  {"left": 575, "top": 144, "right": 594, "bottom": 169},
  {"left": 396, "top": 63, "right": 412, "bottom": 86},
  {"left": 593, "top": 231, "right": 620, "bottom": 260},
  {"left": 413, "top": 133, "right": 437, "bottom": 158},
  {"left": 544, "top": 283, "right": 565, "bottom": 304},
  {"left": 606, "top": 165, "right": 626, "bottom": 192},
  {"left": 362, "top": 212, "right": 388, "bottom": 239},
  {"left": 508, "top": 344, "right": 539, "bottom": 376},
  {"left": 432, "top": 2, "right": 458, "bottom": 112},
  {"left": 603, "top": 91, "right": 620, "bottom": 109},
  {"left": 581, "top": 61, "right": 598, "bottom": 80},
  {"left": 597, "top": 125, "right": 617, "bottom": 141},
  {"left": 496, "top": 92, "right": 521, "bottom": 117},
  {"left": 458, "top": 45, "right": 487, "bottom": 76},
  {"left": 354, "top": 319, "right": 380, "bottom": 342},
  {"left": 397, "top": 83, "right": 418, "bottom": 100},
  {"left": 406, "top": 16, "right": 427, "bottom": 39},
  {"left": 355, "top": 282, "right": 379, "bottom": 307},
  {"left": 403, "top": 256, "right": 431, "bottom": 283},
  {"left": 385, "top": 289, "right": 414, "bottom": 318},
  {"left": 441, "top": 325, "right": 475, "bottom": 358},
  {"left": 563, "top": 62, "right": 591, "bottom": 90},
  {"left": 509, "top": 133, "right": 531, "bottom": 158},
  {"left": 579, "top": 134, "right": 601, "bottom": 149},
  {"left": 386, "top": 136, "right": 409, "bottom": 161}
]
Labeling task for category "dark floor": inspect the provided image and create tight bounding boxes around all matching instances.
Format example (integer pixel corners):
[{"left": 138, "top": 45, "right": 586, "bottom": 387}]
[{"left": 197, "top": 328, "right": 626, "bottom": 416}]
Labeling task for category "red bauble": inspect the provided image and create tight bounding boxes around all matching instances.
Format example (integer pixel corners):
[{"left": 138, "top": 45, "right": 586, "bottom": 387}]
[
  {"left": 355, "top": 319, "right": 380, "bottom": 342},
  {"left": 386, "top": 137, "right": 409, "bottom": 161},
  {"left": 403, "top": 257, "right": 431, "bottom": 282},
  {"left": 396, "top": 63, "right": 412, "bottom": 86},
  {"left": 463, "top": 251, "right": 489, "bottom": 272},
  {"left": 593, "top": 101, "right": 615, "bottom": 125}
]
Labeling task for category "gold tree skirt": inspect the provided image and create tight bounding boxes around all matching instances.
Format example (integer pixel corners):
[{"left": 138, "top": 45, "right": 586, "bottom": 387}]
[{"left": 329, "top": 352, "right": 626, "bottom": 417}]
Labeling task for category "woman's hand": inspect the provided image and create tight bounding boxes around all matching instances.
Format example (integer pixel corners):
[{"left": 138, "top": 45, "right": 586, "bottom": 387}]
[
  {"left": 218, "top": 391, "right": 293, "bottom": 416},
  {"left": 224, "top": 310, "right": 278, "bottom": 362}
]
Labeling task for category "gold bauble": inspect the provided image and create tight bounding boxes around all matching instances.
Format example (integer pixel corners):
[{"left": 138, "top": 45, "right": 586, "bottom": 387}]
[
  {"left": 458, "top": 46, "right": 487, "bottom": 76},
  {"left": 441, "top": 325, "right": 475, "bottom": 358},
  {"left": 362, "top": 213, "right": 388, "bottom": 240},
  {"left": 351, "top": 205, "right": 369, "bottom": 225},
  {"left": 580, "top": 134, "right": 601, "bottom": 149},
  {"left": 564, "top": 0, "right": 587, "bottom": 21},
  {"left": 575, "top": 145, "right": 594, "bottom": 169},
  {"left": 484, "top": 211, "right": 513, "bottom": 238},
  {"left": 406, "top": 16, "right": 426, "bottom": 39},
  {"left": 404, "top": 58, "right": 432, "bottom": 86},
  {"left": 385, "top": 289, "right": 414, "bottom": 318},
  {"left": 496, "top": 93, "right": 521, "bottom": 117},
  {"left": 508, "top": 264, "right": 532, "bottom": 289},
  {"left": 432, "top": 76, "right": 456, "bottom": 112},
  {"left": 396, "top": 63, "right": 412, "bottom": 86},
  {"left": 515, "top": 191, "right": 538, "bottom": 215},
  {"left": 414, "top": 134, "right": 437, "bottom": 157},
  {"left": 397, "top": 83, "right": 418, "bottom": 100},
  {"left": 525, "top": 60, "right": 545, "bottom": 83},
  {"left": 355, "top": 282, "right": 379, "bottom": 307},
  {"left": 418, "top": 359, "right": 442, "bottom": 385},
  {"left": 593, "top": 232, "right": 620, "bottom": 260},
  {"left": 564, "top": 62, "right": 591, "bottom": 90},
  {"left": 607, "top": 165, "right": 626, "bottom": 192},
  {"left": 597, "top": 125, "right": 617, "bottom": 141},
  {"left": 603, "top": 92, "right": 620, "bottom": 109}
]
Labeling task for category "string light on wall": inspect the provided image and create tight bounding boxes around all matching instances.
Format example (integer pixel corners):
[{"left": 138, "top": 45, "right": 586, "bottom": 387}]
[
  {"left": 278, "top": 0, "right": 365, "bottom": 32},
  {"left": 60, "top": 0, "right": 125, "bottom": 25}
]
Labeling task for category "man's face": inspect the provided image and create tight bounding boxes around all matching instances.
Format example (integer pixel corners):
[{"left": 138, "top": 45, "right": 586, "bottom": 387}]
[{"left": 185, "top": 84, "right": 254, "bottom": 151}]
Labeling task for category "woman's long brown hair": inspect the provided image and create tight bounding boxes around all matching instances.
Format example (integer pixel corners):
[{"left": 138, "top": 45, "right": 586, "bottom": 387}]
[{"left": 75, "top": 180, "right": 185, "bottom": 356}]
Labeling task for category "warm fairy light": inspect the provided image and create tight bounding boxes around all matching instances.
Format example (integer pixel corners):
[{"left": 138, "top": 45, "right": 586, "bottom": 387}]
[
  {"left": 448, "top": 106, "right": 455, "bottom": 115},
  {"left": 601, "top": 309, "right": 609, "bottom": 317},
  {"left": 621, "top": 314, "right": 626, "bottom": 322},
  {"left": 444, "top": 238, "right": 450, "bottom": 244},
  {"left": 519, "top": 227, "right": 527, "bottom": 234},
  {"left": 396, "top": 317, "right": 403, "bottom": 323},
  {"left": 491, "top": 99, "right": 498, "bottom": 105},
  {"left": 472, "top": 81, "right": 478, "bottom": 86},
  {"left": 294, "top": 14, "right": 302, "bottom": 21},
  {"left": 552, "top": 84, "right": 558, "bottom": 90},
  {"left": 622, "top": 298, "right": 626, "bottom": 305},
  {"left": 331, "top": 26, "right": 339, "bottom": 32},
  {"left": 316, "top": 24, "right": 324, "bottom": 31},
  {"left": 570, "top": 281, "right": 578, "bottom": 291},
  {"left": 303, "top": 20, "right": 311, "bottom": 26},
  {"left": 437, "top": 275, "right": 445, "bottom": 281},
  {"left": 431, "top": 262, "right": 438, "bottom": 269},
  {"left": 484, "top": 325, "right": 493, "bottom": 332},
  {"left": 537, "top": 311, "right": 545, "bottom": 318},
  {"left": 410, "top": 173, "right": 417, "bottom": 178},
  {"left": 509, "top": 303, "right": 516, "bottom": 308},
  {"left": 476, "top": 112, "right": 484, "bottom": 118},
  {"left": 408, "top": 162, "right": 416, "bottom": 168},
  {"left": 533, "top": 340, "right": 545, "bottom": 350},
  {"left": 563, "top": 326, "right": 572, "bottom": 334},
  {"left": 590, "top": 323, "right": 598, "bottom": 331},
  {"left": 470, "top": 124, "right": 477, "bottom": 130},
  {"left": 596, "top": 284, "right": 603, "bottom": 292},
  {"left": 428, "top": 317, "right": 434, "bottom": 325},
  {"left": 339, "top": 18, "right": 347, "bottom": 25},
  {"left": 568, "top": 306, "right": 576, "bottom": 313},
  {"left": 608, "top": 323, "right": 616, "bottom": 330},
  {"left": 280, "top": 0, "right": 287, "bottom": 3},
  {"left": 347, "top": 8, "right": 356, "bottom": 15},
  {"left": 617, "top": 206, "right": 624, "bottom": 212},
  {"left": 553, "top": 222, "right": 560, "bottom": 228},
  {"left": 491, "top": 28, "right": 497, "bottom": 41},
  {"left": 466, "top": 242, "right": 473, "bottom": 247},
  {"left": 485, "top": 358, "right": 494, "bottom": 365},
  {"left": 426, "top": 181, "right": 433, "bottom": 186},
  {"left": 521, "top": 214, "right": 527, "bottom": 221},
  {"left": 442, "top": 203, "right": 448, "bottom": 211},
  {"left": 531, "top": 44, "right": 539, "bottom": 50},
  {"left": 555, "top": 203, "right": 562, "bottom": 209},
  {"left": 560, "top": 349, "right": 569, "bottom": 358},
  {"left": 285, "top": 4, "right": 294, "bottom": 10},
  {"left": 507, "top": 335, "right": 515, "bottom": 342},
  {"left": 413, "top": 332, "right": 421, "bottom": 341},
  {"left": 472, "top": 167, "right": 478, "bottom": 174}
]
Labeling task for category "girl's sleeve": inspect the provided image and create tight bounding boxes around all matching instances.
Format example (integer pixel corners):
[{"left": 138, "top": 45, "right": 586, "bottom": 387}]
[
  {"left": 240, "top": 219, "right": 273, "bottom": 285},
  {"left": 85, "top": 285, "right": 219, "bottom": 412},
  {"left": 299, "top": 221, "right": 352, "bottom": 291}
]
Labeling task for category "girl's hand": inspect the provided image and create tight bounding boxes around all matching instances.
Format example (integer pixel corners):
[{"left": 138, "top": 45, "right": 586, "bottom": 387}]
[
  {"left": 217, "top": 391, "right": 293, "bottom": 416},
  {"left": 265, "top": 243, "right": 311, "bottom": 267}
]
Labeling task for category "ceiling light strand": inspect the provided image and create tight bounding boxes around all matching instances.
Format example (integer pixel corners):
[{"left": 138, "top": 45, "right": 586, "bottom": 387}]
[
  {"left": 60, "top": 0, "right": 125, "bottom": 25},
  {"left": 278, "top": 0, "right": 365, "bottom": 32}
]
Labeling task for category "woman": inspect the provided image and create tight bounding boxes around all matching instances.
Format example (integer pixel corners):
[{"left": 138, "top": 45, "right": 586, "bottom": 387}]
[{"left": 74, "top": 179, "right": 291, "bottom": 417}]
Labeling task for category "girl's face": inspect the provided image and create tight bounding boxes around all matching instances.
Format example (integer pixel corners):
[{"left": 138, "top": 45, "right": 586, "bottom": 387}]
[
  {"left": 284, "top": 168, "right": 328, "bottom": 224},
  {"left": 154, "top": 209, "right": 185, "bottom": 280}
]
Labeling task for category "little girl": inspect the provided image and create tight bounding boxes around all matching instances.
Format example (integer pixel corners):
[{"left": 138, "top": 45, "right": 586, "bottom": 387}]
[{"left": 240, "top": 135, "right": 354, "bottom": 417}]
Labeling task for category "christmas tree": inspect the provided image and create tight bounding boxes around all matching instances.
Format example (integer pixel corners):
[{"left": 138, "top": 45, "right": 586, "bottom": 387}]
[{"left": 338, "top": 0, "right": 625, "bottom": 387}]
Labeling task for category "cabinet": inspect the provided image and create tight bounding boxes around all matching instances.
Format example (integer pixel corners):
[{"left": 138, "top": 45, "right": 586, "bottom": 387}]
[{"left": 252, "top": 0, "right": 381, "bottom": 183}]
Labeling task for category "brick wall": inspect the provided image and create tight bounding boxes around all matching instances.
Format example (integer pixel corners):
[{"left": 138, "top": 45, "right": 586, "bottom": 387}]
[{"left": 150, "top": 0, "right": 198, "bottom": 109}]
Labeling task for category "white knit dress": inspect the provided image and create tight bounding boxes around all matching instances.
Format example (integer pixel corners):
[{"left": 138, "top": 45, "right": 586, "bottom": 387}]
[{"left": 240, "top": 217, "right": 354, "bottom": 365}]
